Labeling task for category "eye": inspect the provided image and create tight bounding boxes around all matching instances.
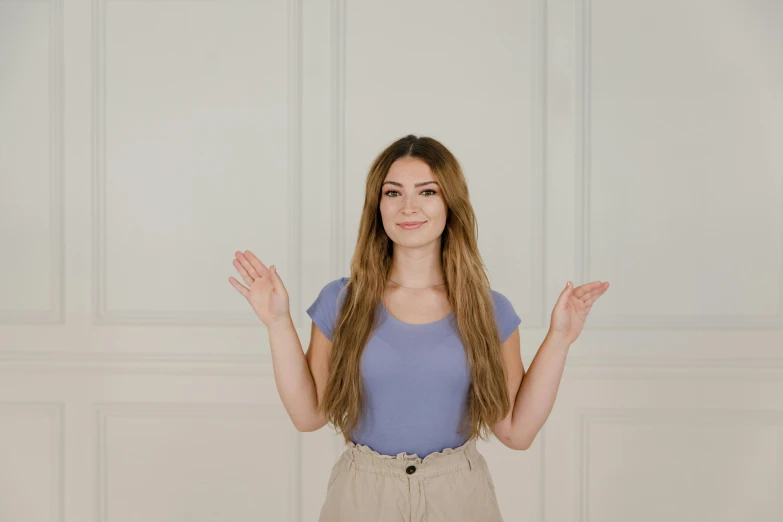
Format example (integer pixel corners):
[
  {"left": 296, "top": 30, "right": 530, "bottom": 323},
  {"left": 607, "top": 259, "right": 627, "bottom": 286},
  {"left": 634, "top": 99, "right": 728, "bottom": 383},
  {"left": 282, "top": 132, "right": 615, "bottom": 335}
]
[{"left": 383, "top": 189, "right": 438, "bottom": 197}]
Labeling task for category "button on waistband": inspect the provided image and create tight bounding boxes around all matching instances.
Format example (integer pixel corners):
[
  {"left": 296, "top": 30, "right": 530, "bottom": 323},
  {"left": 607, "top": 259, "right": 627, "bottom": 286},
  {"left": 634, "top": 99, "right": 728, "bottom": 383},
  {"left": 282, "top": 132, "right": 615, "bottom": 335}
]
[{"left": 406, "top": 465, "right": 416, "bottom": 474}]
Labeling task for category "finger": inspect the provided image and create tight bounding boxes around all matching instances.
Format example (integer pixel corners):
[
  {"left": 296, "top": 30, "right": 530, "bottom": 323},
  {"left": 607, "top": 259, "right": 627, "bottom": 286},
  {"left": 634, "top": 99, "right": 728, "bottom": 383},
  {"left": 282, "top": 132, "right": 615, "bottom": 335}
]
[
  {"left": 228, "top": 276, "right": 250, "bottom": 298},
  {"left": 582, "top": 284, "right": 609, "bottom": 305},
  {"left": 243, "top": 250, "right": 271, "bottom": 278},
  {"left": 236, "top": 251, "right": 261, "bottom": 280},
  {"left": 233, "top": 259, "right": 255, "bottom": 287},
  {"left": 583, "top": 292, "right": 604, "bottom": 306},
  {"left": 572, "top": 281, "right": 603, "bottom": 298},
  {"left": 269, "top": 265, "right": 286, "bottom": 292},
  {"left": 578, "top": 281, "right": 608, "bottom": 297}
]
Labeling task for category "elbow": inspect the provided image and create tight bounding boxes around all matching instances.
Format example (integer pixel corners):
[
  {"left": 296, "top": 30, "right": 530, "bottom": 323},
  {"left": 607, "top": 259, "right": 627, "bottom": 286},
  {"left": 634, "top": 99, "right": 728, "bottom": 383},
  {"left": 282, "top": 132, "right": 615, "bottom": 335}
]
[
  {"left": 291, "top": 414, "right": 312, "bottom": 433},
  {"left": 514, "top": 435, "right": 532, "bottom": 451},
  {"left": 294, "top": 417, "right": 317, "bottom": 432},
  {"left": 294, "top": 414, "right": 327, "bottom": 433}
]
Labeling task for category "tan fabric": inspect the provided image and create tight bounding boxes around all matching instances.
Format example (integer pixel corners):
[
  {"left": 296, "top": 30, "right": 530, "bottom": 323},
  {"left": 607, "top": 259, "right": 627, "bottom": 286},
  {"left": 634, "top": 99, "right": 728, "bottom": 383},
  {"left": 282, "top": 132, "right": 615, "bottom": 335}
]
[{"left": 318, "top": 437, "right": 504, "bottom": 522}]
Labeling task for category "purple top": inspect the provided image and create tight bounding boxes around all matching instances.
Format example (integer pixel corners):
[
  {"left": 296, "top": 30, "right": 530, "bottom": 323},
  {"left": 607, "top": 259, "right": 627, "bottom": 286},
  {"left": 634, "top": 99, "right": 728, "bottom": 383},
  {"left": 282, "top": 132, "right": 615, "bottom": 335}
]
[{"left": 306, "top": 277, "right": 521, "bottom": 458}]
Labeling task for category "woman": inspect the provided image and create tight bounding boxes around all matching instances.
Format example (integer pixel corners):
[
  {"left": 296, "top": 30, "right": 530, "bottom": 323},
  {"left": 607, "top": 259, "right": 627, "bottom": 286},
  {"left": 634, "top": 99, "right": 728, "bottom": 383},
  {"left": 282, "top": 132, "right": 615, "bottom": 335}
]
[{"left": 229, "top": 134, "right": 609, "bottom": 521}]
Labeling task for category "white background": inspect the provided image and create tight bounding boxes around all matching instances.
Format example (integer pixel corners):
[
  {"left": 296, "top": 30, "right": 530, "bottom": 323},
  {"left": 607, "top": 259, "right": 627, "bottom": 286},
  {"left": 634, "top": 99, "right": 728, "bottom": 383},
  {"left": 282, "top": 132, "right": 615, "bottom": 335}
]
[{"left": 1, "top": 0, "right": 781, "bottom": 521}]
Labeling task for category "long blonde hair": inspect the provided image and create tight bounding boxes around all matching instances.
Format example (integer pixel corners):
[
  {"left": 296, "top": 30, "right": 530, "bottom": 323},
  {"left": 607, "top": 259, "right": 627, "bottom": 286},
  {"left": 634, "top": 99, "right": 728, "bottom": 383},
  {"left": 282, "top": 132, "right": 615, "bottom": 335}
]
[{"left": 318, "top": 134, "right": 510, "bottom": 444}]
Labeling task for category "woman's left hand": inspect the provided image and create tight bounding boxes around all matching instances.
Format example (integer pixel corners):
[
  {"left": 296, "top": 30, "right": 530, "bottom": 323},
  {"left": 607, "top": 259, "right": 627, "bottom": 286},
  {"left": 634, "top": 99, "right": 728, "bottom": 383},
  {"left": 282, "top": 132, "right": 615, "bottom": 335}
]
[{"left": 549, "top": 280, "right": 610, "bottom": 346}]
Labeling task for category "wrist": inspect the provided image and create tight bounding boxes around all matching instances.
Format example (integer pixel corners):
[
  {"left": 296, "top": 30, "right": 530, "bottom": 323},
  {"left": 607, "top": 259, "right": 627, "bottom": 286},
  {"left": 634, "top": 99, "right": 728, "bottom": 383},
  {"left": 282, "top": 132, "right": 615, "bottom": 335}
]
[
  {"left": 267, "top": 315, "right": 294, "bottom": 332},
  {"left": 545, "top": 330, "right": 572, "bottom": 350}
]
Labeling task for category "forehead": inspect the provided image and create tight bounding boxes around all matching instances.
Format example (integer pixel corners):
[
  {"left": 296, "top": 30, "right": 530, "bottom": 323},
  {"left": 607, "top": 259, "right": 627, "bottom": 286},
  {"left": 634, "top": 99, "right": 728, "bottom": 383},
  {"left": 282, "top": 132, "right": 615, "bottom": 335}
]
[{"left": 384, "top": 157, "right": 433, "bottom": 183}]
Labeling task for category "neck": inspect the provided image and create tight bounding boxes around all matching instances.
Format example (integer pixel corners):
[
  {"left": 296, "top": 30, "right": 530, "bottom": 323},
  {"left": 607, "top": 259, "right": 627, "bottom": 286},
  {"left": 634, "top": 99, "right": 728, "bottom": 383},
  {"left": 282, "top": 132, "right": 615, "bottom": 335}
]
[
  {"left": 388, "top": 279, "right": 446, "bottom": 290},
  {"left": 388, "top": 252, "right": 444, "bottom": 288}
]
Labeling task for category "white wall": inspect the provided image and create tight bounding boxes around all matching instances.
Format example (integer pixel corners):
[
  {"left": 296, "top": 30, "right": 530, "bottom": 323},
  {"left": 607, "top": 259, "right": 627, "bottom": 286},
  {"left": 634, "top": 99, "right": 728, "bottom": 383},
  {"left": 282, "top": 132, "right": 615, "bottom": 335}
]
[{"left": 1, "top": 0, "right": 781, "bottom": 521}]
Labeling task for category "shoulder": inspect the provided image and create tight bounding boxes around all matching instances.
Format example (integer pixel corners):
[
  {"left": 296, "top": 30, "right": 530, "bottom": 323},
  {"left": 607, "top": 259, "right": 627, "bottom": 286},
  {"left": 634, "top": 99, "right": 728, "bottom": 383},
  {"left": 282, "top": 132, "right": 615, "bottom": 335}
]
[
  {"left": 490, "top": 288, "right": 514, "bottom": 312},
  {"left": 306, "top": 277, "right": 350, "bottom": 341},
  {"left": 323, "top": 276, "right": 349, "bottom": 293},
  {"left": 489, "top": 288, "right": 521, "bottom": 342},
  {"left": 313, "top": 277, "right": 350, "bottom": 304}
]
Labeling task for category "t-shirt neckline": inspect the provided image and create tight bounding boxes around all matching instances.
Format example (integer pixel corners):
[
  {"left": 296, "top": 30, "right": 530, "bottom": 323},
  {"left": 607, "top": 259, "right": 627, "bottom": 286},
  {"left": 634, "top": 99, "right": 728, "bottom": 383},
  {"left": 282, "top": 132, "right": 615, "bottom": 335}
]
[{"left": 380, "top": 300, "right": 454, "bottom": 330}]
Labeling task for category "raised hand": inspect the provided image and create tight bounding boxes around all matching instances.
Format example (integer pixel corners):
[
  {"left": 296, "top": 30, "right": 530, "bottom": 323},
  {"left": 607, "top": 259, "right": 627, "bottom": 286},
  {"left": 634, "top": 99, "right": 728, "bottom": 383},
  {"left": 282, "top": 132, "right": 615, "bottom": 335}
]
[
  {"left": 549, "top": 280, "right": 609, "bottom": 345},
  {"left": 229, "top": 250, "right": 290, "bottom": 327}
]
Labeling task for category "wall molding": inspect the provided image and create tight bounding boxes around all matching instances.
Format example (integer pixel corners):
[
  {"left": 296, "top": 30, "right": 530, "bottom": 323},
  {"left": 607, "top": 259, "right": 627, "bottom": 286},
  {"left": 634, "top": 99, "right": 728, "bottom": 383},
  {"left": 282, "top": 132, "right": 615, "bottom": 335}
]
[
  {"left": 4, "top": 350, "right": 783, "bottom": 377},
  {"left": 574, "top": 0, "right": 783, "bottom": 329},
  {"left": 0, "top": 0, "right": 64, "bottom": 325},
  {"left": 92, "top": 0, "right": 304, "bottom": 327},
  {"left": 577, "top": 407, "right": 783, "bottom": 522},
  {"left": 95, "top": 401, "right": 303, "bottom": 522},
  {"left": 0, "top": 401, "right": 65, "bottom": 522}
]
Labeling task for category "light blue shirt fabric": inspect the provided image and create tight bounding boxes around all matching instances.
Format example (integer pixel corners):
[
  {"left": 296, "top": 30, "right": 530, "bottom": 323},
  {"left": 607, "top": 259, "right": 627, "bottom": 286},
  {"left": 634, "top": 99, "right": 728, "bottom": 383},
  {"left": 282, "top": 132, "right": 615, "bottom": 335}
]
[{"left": 306, "top": 277, "right": 521, "bottom": 458}]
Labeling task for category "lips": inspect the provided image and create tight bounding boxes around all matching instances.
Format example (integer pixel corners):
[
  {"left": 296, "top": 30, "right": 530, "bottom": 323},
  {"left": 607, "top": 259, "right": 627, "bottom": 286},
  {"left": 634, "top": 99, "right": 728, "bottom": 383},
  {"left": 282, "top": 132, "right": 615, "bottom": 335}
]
[{"left": 398, "top": 221, "right": 425, "bottom": 230}]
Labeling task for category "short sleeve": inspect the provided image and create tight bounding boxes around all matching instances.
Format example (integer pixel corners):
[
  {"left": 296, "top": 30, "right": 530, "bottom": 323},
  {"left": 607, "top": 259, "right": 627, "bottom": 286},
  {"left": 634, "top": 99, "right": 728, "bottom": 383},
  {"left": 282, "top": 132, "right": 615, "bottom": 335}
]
[
  {"left": 306, "top": 277, "right": 349, "bottom": 342},
  {"left": 491, "top": 289, "right": 521, "bottom": 343}
]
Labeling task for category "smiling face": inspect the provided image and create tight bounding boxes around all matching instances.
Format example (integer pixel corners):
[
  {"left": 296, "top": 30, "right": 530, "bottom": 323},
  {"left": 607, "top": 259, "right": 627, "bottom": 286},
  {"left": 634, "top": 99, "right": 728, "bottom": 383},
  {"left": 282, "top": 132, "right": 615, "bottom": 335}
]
[{"left": 379, "top": 156, "right": 448, "bottom": 248}]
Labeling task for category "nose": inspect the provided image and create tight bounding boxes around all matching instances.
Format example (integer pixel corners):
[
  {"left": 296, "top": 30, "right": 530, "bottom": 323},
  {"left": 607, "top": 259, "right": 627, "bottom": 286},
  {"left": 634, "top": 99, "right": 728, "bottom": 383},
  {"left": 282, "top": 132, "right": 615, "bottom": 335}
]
[{"left": 401, "top": 194, "right": 420, "bottom": 214}]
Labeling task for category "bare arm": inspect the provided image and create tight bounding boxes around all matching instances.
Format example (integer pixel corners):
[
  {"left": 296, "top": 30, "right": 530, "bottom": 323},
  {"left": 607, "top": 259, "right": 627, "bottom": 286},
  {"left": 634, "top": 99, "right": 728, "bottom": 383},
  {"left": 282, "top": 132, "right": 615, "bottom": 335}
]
[
  {"left": 267, "top": 316, "right": 322, "bottom": 431},
  {"left": 229, "top": 250, "right": 328, "bottom": 433},
  {"left": 509, "top": 332, "right": 570, "bottom": 449},
  {"left": 510, "top": 280, "right": 607, "bottom": 449}
]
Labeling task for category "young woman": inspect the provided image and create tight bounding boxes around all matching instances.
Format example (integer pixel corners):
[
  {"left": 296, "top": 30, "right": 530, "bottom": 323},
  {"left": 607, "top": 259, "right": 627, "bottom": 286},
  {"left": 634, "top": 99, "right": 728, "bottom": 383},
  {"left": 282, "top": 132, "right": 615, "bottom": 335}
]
[{"left": 229, "top": 135, "right": 609, "bottom": 521}]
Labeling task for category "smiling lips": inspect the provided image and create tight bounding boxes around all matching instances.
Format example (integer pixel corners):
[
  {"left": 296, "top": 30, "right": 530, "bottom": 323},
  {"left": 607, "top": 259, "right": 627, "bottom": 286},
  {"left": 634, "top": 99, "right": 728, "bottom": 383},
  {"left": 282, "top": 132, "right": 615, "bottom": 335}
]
[{"left": 399, "top": 221, "right": 425, "bottom": 230}]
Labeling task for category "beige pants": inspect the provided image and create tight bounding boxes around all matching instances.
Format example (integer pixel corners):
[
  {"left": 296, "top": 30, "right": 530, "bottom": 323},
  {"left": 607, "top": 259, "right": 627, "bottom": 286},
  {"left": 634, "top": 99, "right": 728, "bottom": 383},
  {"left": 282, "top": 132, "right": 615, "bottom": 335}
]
[{"left": 318, "top": 437, "right": 504, "bottom": 522}]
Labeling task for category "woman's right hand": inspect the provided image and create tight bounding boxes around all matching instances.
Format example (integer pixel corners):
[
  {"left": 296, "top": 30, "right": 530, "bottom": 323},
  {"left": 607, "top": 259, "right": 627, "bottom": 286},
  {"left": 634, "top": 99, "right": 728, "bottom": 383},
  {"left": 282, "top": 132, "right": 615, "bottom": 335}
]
[{"left": 229, "top": 250, "right": 290, "bottom": 327}]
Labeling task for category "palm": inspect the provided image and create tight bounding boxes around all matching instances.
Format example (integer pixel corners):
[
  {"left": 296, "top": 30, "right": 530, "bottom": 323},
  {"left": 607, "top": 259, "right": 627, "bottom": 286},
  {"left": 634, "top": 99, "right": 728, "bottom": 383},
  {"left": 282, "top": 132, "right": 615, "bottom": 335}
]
[
  {"left": 248, "top": 275, "right": 288, "bottom": 322},
  {"left": 550, "top": 281, "right": 609, "bottom": 345},
  {"left": 228, "top": 250, "right": 290, "bottom": 326}
]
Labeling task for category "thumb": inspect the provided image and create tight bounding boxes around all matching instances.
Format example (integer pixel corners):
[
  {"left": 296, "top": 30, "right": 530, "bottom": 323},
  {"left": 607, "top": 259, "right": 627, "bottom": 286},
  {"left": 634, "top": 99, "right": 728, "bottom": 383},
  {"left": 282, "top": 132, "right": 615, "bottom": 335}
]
[
  {"left": 555, "top": 281, "right": 573, "bottom": 310},
  {"left": 269, "top": 265, "right": 286, "bottom": 291}
]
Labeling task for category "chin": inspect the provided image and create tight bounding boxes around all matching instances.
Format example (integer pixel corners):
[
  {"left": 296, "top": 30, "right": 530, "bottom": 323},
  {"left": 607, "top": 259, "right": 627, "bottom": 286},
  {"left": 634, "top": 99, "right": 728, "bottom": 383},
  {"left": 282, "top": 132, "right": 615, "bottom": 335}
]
[{"left": 396, "top": 235, "right": 440, "bottom": 247}]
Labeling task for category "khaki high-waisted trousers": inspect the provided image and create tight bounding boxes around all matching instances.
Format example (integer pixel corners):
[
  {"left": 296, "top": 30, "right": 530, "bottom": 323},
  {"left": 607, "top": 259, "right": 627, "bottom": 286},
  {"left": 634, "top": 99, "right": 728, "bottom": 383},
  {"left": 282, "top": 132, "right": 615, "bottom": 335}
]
[{"left": 318, "top": 437, "right": 504, "bottom": 522}]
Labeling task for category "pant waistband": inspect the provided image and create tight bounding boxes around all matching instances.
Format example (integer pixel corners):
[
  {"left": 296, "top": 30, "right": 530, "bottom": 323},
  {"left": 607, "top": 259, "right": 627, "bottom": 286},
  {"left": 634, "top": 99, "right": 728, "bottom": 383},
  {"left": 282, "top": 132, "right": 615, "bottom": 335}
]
[{"left": 341, "top": 438, "right": 483, "bottom": 479}]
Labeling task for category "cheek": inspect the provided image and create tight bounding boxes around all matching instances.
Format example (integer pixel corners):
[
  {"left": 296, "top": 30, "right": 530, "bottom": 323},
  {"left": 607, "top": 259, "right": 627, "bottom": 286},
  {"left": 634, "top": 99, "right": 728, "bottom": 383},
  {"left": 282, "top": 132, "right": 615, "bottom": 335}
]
[
  {"left": 380, "top": 197, "right": 402, "bottom": 211},
  {"left": 378, "top": 199, "right": 395, "bottom": 222},
  {"left": 425, "top": 200, "right": 447, "bottom": 220}
]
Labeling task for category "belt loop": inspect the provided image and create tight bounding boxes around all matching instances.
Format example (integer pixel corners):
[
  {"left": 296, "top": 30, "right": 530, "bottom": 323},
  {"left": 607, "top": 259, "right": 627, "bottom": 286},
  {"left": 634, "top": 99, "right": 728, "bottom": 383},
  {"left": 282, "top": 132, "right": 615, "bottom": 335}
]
[
  {"left": 464, "top": 439, "right": 479, "bottom": 471},
  {"left": 464, "top": 450, "right": 476, "bottom": 471}
]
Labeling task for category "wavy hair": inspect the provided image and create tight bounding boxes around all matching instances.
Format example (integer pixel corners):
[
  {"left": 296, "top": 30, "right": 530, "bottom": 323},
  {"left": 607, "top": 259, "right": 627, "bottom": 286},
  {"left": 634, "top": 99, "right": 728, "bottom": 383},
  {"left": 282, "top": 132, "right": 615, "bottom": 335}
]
[{"left": 318, "top": 134, "right": 510, "bottom": 445}]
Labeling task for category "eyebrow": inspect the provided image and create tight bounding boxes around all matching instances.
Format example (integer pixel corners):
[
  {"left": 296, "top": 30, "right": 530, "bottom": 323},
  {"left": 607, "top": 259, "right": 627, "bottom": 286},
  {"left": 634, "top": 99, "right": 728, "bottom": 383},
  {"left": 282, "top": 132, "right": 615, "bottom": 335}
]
[{"left": 381, "top": 181, "right": 440, "bottom": 188}]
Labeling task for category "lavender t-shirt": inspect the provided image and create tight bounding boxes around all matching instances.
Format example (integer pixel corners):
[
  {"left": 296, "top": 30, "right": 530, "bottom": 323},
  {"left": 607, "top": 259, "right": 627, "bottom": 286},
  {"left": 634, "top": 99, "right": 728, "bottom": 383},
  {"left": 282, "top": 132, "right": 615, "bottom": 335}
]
[{"left": 306, "top": 277, "right": 521, "bottom": 458}]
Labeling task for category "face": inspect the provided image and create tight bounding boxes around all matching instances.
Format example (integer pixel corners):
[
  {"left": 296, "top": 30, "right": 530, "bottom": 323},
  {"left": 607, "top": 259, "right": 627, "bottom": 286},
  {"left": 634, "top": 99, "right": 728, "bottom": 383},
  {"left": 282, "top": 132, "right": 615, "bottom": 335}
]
[{"left": 379, "top": 157, "right": 448, "bottom": 248}]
